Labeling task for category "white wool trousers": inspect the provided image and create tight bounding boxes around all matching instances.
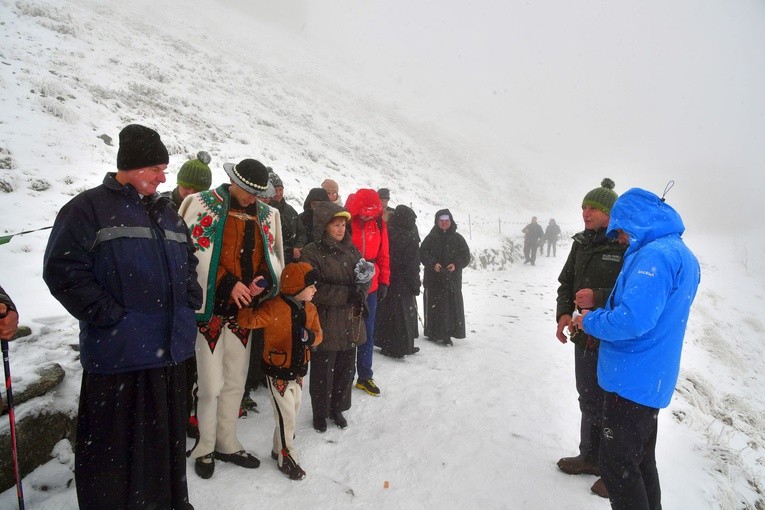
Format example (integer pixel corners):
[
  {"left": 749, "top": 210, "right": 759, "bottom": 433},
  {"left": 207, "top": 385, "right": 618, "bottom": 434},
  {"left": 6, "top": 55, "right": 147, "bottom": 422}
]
[
  {"left": 191, "top": 327, "right": 251, "bottom": 459},
  {"left": 267, "top": 375, "right": 303, "bottom": 467}
]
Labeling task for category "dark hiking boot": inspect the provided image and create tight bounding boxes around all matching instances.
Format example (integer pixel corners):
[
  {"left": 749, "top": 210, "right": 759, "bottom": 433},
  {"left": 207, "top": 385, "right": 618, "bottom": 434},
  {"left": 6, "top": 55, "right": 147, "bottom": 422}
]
[
  {"left": 313, "top": 416, "right": 327, "bottom": 433},
  {"left": 557, "top": 455, "right": 600, "bottom": 475},
  {"left": 411, "top": 347, "right": 420, "bottom": 354},
  {"left": 331, "top": 411, "right": 348, "bottom": 429},
  {"left": 355, "top": 378, "right": 381, "bottom": 396},
  {"left": 194, "top": 453, "right": 215, "bottom": 479},
  {"left": 271, "top": 451, "right": 278, "bottom": 461},
  {"left": 279, "top": 454, "right": 306, "bottom": 481},
  {"left": 443, "top": 338, "right": 454, "bottom": 346},
  {"left": 591, "top": 477, "right": 609, "bottom": 498},
  {"left": 215, "top": 450, "right": 260, "bottom": 469}
]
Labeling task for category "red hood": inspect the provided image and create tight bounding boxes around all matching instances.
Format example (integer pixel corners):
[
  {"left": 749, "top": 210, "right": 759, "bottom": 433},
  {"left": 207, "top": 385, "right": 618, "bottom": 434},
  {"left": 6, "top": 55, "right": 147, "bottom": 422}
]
[{"left": 346, "top": 188, "right": 382, "bottom": 219}]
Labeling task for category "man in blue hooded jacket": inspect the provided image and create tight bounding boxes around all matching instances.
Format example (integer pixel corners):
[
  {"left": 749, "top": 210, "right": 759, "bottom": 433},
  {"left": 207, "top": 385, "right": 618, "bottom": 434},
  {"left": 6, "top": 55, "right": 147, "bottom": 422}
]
[{"left": 572, "top": 187, "right": 700, "bottom": 510}]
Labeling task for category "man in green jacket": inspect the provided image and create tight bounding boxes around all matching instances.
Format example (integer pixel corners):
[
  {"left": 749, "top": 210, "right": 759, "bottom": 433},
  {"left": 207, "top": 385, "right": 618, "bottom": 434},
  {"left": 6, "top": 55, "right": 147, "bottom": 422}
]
[{"left": 555, "top": 178, "right": 625, "bottom": 498}]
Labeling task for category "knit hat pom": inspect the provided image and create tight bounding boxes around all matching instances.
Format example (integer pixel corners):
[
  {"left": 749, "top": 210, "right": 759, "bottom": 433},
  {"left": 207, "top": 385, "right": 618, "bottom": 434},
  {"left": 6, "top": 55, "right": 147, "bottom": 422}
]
[
  {"left": 197, "top": 151, "right": 212, "bottom": 165},
  {"left": 601, "top": 178, "right": 615, "bottom": 190}
]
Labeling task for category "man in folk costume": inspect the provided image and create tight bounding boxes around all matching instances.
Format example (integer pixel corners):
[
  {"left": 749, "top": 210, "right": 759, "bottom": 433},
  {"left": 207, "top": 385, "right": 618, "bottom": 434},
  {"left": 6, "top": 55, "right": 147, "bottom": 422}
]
[{"left": 180, "top": 158, "right": 285, "bottom": 479}]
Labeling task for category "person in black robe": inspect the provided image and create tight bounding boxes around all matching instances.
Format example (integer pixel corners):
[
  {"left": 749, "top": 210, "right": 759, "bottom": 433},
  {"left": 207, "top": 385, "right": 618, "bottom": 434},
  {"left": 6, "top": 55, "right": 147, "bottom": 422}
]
[
  {"left": 376, "top": 205, "right": 421, "bottom": 358},
  {"left": 419, "top": 209, "right": 471, "bottom": 346}
]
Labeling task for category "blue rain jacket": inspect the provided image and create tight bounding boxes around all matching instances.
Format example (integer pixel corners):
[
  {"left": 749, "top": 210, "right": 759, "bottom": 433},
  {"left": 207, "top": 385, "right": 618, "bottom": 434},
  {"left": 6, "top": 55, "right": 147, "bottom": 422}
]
[{"left": 583, "top": 188, "right": 700, "bottom": 408}]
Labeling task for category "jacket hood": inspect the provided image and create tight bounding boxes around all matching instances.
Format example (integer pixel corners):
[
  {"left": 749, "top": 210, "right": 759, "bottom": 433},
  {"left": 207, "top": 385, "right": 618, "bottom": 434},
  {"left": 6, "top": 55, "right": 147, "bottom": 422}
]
[
  {"left": 431, "top": 208, "right": 457, "bottom": 233},
  {"left": 346, "top": 188, "right": 382, "bottom": 219},
  {"left": 390, "top": 204, "right": 417, "bottom": 231},
  {"left": 302, "top": 187, "right": 329, "bottom": 212},
  {"left": 280, "top": 262, "right": 320, "bottom": 296},
  {"left": 311, "top": 201, "right": 351, "bottom": 244},
  {"left": 607, "top": 188, "right": 685, "bottom": 252}
]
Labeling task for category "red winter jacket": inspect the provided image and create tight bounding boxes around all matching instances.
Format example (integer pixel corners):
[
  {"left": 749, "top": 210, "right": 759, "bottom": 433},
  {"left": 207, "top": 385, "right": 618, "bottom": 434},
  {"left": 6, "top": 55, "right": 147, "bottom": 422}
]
[{"left": 346, "top": 189, "right": 390, "bottom": 293}]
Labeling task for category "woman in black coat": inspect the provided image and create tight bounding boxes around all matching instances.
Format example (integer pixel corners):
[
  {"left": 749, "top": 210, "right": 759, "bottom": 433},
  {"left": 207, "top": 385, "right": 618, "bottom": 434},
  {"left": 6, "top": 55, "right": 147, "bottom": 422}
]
[
  {"left": 375, "top": 205, "right": 421, "bottom": 358},
  {"left": 419, "top": 209, "right": 471, "bottom": 346}
]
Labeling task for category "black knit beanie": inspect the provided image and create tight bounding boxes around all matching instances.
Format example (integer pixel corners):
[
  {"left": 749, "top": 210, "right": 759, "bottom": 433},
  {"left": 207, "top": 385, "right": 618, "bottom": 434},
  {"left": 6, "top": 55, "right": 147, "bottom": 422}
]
[
  {"left": 582, "top": 178, "right": 618, "bottom": 215},
  {"left": 116, "top": 124, "right": 169, "bottom": 170}
]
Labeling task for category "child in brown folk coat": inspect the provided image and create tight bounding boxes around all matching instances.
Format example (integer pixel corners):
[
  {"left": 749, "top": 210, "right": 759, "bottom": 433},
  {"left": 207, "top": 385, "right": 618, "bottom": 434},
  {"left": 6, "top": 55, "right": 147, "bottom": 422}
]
[{"left": 238, "top": 262, "right": 323, "bottom": 480}]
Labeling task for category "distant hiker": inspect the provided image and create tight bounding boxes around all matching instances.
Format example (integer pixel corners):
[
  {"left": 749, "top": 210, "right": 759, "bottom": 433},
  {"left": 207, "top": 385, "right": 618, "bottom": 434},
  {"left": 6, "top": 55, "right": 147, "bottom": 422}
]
[
  {"left": 43, "top": 124, "right": 201, "bottom": 508},
  {"left": 321, "top": 178, "right": 343, "bottom": 205},
  {"left": 298, "top": 187, "right": 330, "bottom": 246},
  {"left": 378, "top": 187, "right": 395, "bottom": 222},
  {"left": 555, "top": 178, "right": 623, "bottom": 498},
  {"left": 300, "top": 202, "right": 371, "bottom": 432},
  {"left": 545, "top": 218, "right": 562, "bottom": 257},
  {"left": 375, "top": 205, "right": 422, "bottom": 358},
  {"left": 160, "top": 151, "right": 213, "bottom": 210},
  {"left": 179, "top": 157, "right": 285, "bottom": 479},
  {"left": 572, "top": 187, "right": 700, "bottom": 509},
  {"left": 346, "top": 188, "right": 390, "bottom": 397},
  {"left": 522, "top": 216, "right": 545, "bottom": 265},
  {"left": 237, "top": 262, "right": 323, "bottom": 481},
  {"left": 419, "top": 209, "right": 471, "bottom": 346}
]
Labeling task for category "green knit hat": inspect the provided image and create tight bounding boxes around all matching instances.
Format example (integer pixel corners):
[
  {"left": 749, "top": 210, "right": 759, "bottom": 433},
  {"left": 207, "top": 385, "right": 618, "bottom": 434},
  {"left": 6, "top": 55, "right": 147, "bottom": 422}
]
[
  {"left": 582, "top": 178, "right": 618, "bottom": 214},
  {"left": 177, "top": 151, "right": 212, "bottom": 192}
]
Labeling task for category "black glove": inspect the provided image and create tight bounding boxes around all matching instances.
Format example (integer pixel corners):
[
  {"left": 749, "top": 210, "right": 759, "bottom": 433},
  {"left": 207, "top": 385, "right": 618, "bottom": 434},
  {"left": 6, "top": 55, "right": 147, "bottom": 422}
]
[
  {"left": 377, "top": 284, "right": 388, "bottom": 302},
  {"left": 347, "top": 285, "right": 365, "bottom": 307}
]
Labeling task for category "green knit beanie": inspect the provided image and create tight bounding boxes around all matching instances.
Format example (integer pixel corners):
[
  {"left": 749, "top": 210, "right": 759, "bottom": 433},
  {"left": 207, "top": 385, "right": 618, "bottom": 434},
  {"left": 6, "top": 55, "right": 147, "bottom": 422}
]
[
  {"left": 177, "top": 151, "right": 212, "bottom": 192},
  {"left": 582, "top": 178, "right": 618, "bottom": 214}
]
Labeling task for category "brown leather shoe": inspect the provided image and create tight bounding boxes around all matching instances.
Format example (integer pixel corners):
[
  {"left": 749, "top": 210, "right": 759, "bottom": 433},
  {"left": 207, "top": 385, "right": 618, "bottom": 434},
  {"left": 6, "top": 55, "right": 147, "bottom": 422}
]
[
  {"left": 591, "top": 477, "right": 609, "bottom": 498},
  {"left": 556, "top": 455, "right": 600, "bottom": 476}
]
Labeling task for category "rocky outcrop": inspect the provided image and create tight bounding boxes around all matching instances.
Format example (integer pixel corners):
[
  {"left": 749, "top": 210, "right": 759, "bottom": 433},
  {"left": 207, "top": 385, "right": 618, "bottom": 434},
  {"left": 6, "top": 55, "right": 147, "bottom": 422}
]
[{"left": 0, "top": 410, "right": 76, "bottom": 491}]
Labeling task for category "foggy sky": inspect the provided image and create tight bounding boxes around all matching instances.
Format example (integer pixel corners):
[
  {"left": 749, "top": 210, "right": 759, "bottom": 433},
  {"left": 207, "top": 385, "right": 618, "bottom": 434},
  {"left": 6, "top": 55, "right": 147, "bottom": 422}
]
[{"left": 227, "top": 0, "right": 765, "bottom": 231}]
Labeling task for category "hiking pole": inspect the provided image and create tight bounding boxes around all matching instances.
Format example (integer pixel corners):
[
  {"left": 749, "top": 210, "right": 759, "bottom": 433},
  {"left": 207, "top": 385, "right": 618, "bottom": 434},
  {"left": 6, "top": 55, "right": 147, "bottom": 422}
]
[
  {"left": 0, "top": 226, "right": 53, "bottom": 246},
  {"left": 2, "top": 340, "right": 25, "bottom": 510}
]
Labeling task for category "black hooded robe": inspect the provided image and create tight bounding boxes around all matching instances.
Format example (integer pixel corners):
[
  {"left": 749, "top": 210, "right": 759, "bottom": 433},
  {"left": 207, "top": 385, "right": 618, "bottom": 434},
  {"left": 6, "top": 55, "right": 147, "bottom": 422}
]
[
  {"left": 419, "top": 209, "right": 471, "bottom": 341},
  {"left": 375, "top": 205, "right": 421, "bottom": 356}
]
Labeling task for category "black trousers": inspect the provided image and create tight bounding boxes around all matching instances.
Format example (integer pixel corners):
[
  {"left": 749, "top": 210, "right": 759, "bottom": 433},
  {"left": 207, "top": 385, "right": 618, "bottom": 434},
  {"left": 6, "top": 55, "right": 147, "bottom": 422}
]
[
  {"left": 575, "top": 343, "right": 604, "bottom": 461},
  {"left": 245, "top": 328, "right": 266, "bottom": 394},
  {"left": 309, "top": 348, "right": 356, "bottom": 419},
  {"left": 76, "top": 365, "right": 192, "bottom": 510},
  {"left": 600, "top": 392, "right": 661, "bottom": 510}
]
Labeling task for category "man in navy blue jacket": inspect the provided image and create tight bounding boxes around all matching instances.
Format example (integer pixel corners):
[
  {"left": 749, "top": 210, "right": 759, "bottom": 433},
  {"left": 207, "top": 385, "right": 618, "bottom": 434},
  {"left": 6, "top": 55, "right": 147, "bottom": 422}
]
[
  {"left": 44, "top": 124, "right": 202, "bottom": 509},
  {"left": 573, "top": 188, "right": 700, "bottom": 510}
]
